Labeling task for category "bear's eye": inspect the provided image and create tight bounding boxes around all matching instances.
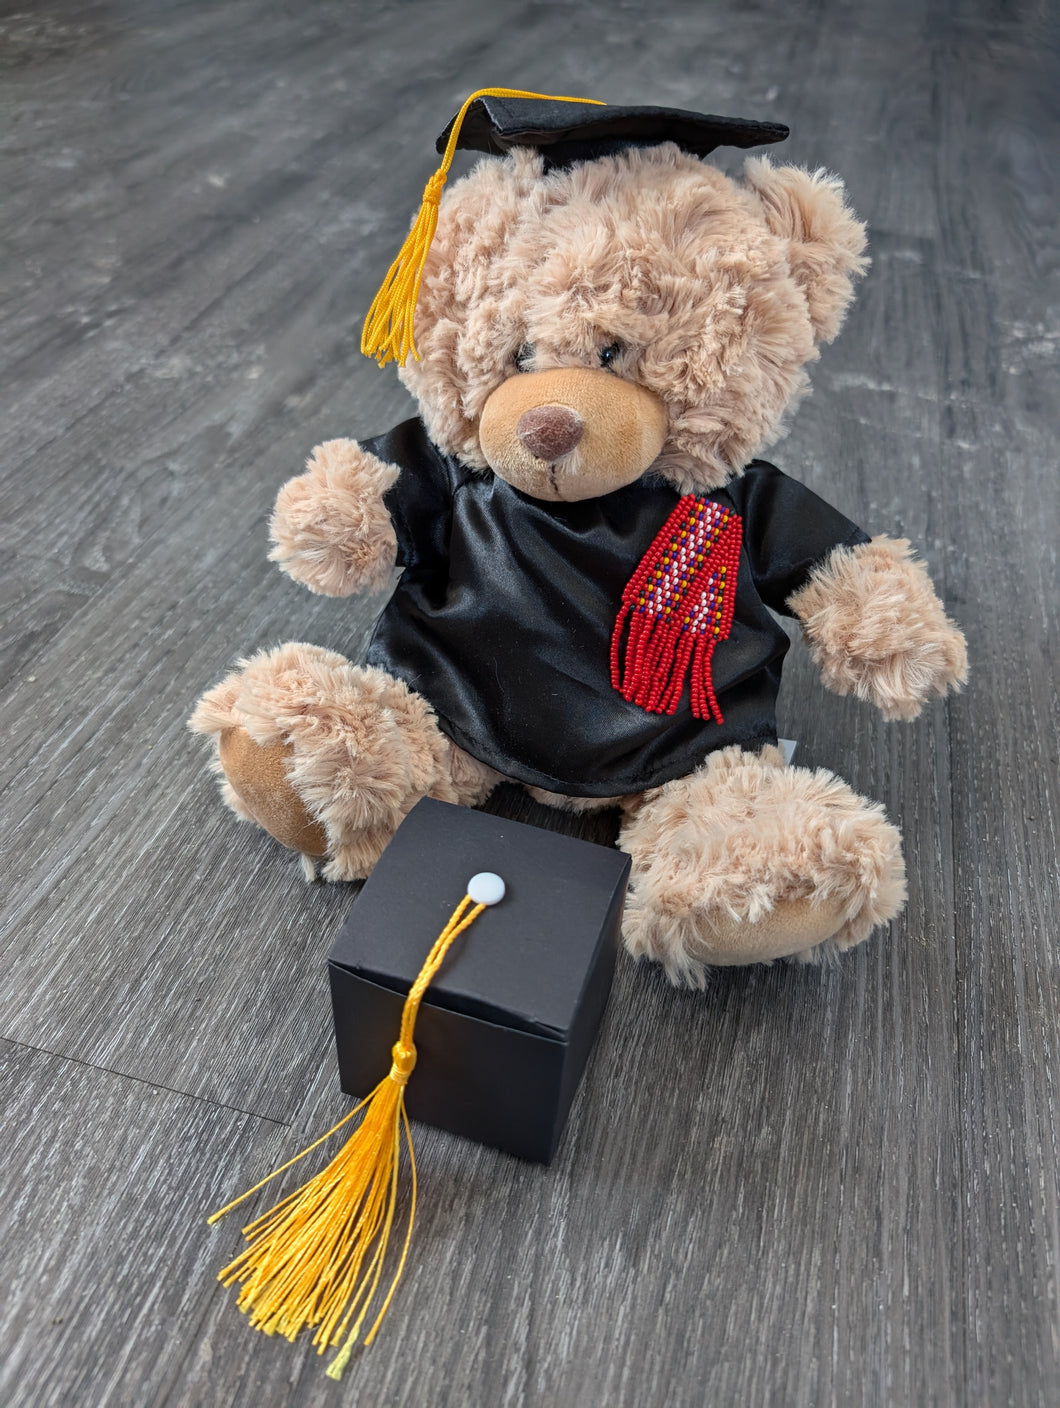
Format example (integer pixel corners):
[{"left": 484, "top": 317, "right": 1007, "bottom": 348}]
[
  {"left": 513, "top": 343, "right": 535, "bottom": 372},
  {"left": 598, "top": 342, "right": 623, "bottom": 371}
]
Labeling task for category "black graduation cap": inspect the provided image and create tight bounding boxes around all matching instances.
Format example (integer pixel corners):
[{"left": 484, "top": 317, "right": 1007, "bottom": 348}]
[
  {"left": 436, "top": 94, "right": 789, "bottom": 169},
  {"left": 363, "top": 87, "right": 788, "bottom": 367}
]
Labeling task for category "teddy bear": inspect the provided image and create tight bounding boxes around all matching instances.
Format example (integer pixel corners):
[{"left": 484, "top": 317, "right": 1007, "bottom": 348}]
[{"left": 190, "top": 94, "right": 967, "bottom": 985}]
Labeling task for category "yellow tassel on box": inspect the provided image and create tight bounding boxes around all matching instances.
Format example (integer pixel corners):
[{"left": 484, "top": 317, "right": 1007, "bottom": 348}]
[
  {"left": 208, "top": 874, "right": 505, "bottom": 1380},
  {"left": 360, "top": 86, "right": 603, "bottom": 368}
]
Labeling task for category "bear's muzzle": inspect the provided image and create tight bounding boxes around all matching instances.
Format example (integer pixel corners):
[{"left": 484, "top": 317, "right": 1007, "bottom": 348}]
[{"left": 479, "top": 367, "right": 668, "bottom": 502}]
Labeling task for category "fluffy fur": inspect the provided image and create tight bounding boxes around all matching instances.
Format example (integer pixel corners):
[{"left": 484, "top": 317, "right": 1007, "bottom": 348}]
[
  {"left": 788, "top": 536, "right": 969, "bottom": 720},
  {"left": 525, "top": 786, "right": 628, "bottom": 814},
  {"left": 401, "top": 147, "right": 867, "bottom": 493},
  {"left": 742, "top": 158, "right": 869, "bottom": 342},
  {"left": 269, "top": 440, "right": 400, "bottom": 596},
  {"left": 618, "top": 745, "right": 906, "bottom": 985},
  {"left": 190, "top": 643, "right": 501, "bottom": 879}
]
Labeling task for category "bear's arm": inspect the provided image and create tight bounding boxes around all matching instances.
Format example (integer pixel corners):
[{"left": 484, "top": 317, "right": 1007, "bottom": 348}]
[
  {"left": 787, "top": 536, "right": 968, "bottom": 721},
  {"left": 734, "top": 461, "right": 967, "bottom": 721},
  {"left": 269, "top": 439, "right": 400, "bottom": 597},
  {"left": 270, "top": 420, "right": 458, "bottom": 595}
]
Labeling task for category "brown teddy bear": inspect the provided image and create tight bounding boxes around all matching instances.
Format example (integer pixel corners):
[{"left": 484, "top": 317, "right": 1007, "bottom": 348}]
[{"left": 191, "top": 95, "right": 967, "bottom": 984}]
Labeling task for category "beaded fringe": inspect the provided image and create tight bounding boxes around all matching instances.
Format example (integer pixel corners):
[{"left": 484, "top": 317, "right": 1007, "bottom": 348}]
[{"left": 611, "top": 495, "right": 742, "bottom": 721}]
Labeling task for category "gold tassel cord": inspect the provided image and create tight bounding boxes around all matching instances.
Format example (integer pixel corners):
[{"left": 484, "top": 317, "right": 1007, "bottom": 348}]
[
  {"left": 360, "top": 86, "right": 604, "bottom": 367},
  {"left": 207, "top": 888, "right": 494, "bottom": 1379}
]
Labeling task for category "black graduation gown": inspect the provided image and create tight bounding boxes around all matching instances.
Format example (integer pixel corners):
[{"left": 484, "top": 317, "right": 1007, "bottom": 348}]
[{"left": 363, "top": 418, "right": 869, "bottom": 798}]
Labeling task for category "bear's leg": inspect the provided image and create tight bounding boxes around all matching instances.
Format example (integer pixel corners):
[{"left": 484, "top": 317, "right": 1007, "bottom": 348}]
[
  {"left": 617, "top": 744, "right": 906, "bottom": 986},
  {"left": 189, "top": 643, "right": 501, "bottom": 880}
]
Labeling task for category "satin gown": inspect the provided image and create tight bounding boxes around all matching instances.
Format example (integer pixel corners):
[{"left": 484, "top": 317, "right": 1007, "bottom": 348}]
[{"left": 363, "top": 418, "right": 868, "bottom": 798}]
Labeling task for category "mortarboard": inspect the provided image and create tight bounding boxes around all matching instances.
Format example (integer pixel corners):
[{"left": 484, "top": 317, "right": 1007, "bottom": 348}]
[{"left": 435, "top": 93, "right": 788, "bottom": 169}]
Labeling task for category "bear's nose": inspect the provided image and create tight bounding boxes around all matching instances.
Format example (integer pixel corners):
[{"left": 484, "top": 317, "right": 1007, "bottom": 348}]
[{"left": 516, "top": 404, "right": 584, "bottom": 461}]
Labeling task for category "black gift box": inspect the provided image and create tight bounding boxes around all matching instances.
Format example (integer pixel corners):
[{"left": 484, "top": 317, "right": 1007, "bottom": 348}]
[{"left": 328, "top": 798, "right": 631, "bottom": 1163}]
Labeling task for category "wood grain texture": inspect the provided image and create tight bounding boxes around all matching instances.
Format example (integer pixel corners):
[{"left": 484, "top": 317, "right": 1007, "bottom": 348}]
[{"left": 1, "top": 0, "right": 1057, "bottom": 1404}]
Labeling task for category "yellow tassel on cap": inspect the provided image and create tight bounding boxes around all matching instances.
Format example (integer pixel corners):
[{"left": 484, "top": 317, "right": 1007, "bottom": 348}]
[
  {"left": 360, "top": 86, "right": 604, "bottom": 367},
  {"left": 208, "top": 873, "right": 506, "bottom": 1379}
]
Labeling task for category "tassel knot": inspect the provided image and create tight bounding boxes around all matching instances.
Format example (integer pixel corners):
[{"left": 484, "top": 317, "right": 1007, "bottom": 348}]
[
  {"left": 389, "top": 1043, "right": 417, "bottom": 1085},
  {"left": 422, "top": 172, "right": 445, "bottom": 206}
]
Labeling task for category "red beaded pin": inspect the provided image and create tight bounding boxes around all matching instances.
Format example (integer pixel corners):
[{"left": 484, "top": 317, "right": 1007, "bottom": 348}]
[{"left": 610, "top": 496, "right": 743, "bottom": 722}]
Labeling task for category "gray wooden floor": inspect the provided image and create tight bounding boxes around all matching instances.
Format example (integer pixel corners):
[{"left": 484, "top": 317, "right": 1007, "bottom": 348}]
[{"left": 2, "top": 1, "right": 1058, "bottom": 1404}]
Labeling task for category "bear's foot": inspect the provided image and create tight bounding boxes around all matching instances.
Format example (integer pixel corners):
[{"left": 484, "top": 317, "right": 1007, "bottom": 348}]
[
  {"left": 189, "top": 643, "right": 500, "bottom": 880},
  {"left": 217, "top": 728, "right": 329, "bottom": 859},
  {"left": 618, "top": 744, "right": 906, "bottom": 986}
]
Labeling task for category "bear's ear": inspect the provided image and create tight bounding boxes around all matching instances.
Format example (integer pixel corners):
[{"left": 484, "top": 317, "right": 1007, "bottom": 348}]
[{"left": 743, "top": 157, "right": 868, "bottom": 343}]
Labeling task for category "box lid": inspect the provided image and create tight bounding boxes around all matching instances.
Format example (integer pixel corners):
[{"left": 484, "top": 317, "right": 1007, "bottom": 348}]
[{"left": 329, "top": 798, "right": 630, "bottom": 1039}]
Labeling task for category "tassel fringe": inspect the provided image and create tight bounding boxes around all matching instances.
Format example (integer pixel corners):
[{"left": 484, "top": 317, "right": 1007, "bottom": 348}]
[{"left": 208, "top": 893, "right": 487, "bottom": 1378}]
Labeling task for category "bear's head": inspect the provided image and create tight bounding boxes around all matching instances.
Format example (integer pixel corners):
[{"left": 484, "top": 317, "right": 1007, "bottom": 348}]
[{"left": 398, "top": 144, "right": 867, "bottom": 500}]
